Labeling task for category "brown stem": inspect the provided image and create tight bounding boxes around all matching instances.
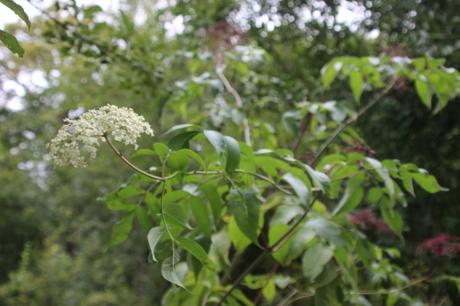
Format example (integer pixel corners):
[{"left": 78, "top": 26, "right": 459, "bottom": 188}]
[
  {"left": 253, "top": 263, "right": 279, "bottom": 305},
  {"left": 292, "top": 112, "right": 312, "bottom": 156},
  {"left": 216, "top": 195, "right": 318, "bottom": 305},
  {"left": 311, "top": 79, "right": 396, "bottom": 167},
  {"left": 215, "top": 65, "right": 252, "bottom": 146}
]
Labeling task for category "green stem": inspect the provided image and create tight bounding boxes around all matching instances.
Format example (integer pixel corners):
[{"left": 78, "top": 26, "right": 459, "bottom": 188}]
[{"left": 104, "top": 135, "right": 164, "bottom": 181}]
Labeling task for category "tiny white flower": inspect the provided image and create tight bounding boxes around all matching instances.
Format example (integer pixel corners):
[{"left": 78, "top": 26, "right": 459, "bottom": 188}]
[{"left": 49, "top": 105, "right": 153, "bottom": 167}]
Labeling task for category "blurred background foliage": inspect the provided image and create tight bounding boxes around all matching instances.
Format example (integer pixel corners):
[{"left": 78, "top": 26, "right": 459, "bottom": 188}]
[{"left": 0, "top": 0, "right": 458, "bottom": 305}]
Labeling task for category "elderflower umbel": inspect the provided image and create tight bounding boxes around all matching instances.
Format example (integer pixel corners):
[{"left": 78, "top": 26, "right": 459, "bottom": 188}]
[{"left": 49, "top": 105, "right": 153, "bottom": 167}]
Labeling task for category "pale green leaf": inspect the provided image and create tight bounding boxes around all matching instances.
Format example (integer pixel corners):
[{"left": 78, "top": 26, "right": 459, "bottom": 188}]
[
  {"left": 147, "top": 226, "right": 164, "bottom": 262},
  {"left": 302, "top": 242, "right": 335, "bottom": 281}
]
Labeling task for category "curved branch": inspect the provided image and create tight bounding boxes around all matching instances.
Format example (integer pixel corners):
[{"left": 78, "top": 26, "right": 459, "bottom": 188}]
[
  {"left": 104, "top": 135, "right": 164, "bottom": 181},
  {"left": 311, "top": 79, "right": 397, "bottom": 166},
  {"left": 215, "top": 65, "right": 252, "bottom": 146}
]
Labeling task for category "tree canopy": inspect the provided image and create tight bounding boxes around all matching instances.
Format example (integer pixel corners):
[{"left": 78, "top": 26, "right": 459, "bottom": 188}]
[{"left": 0, "top": 1, "right": 459, "bottom": 305}]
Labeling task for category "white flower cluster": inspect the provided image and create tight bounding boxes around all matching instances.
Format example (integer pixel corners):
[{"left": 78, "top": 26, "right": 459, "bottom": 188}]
[{"left": 49, "top": 105, "right": 153, "bottom": 167}]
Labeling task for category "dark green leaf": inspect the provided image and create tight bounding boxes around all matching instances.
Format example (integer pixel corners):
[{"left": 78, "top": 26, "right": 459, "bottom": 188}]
[
  {"left": 224, "top": 135, "right": 240, "bottom": 173},
  {"left": 0, "top": 30, "right": 24, "bottom": 57},
  {"left": 228, "top": 189, "right": 260, "bottom": 243},
  {"left": 0, "top": 0, "right": 30, "bottom": 28},
  {"left": 201, "top": 183, "right": 224, "bottom": 224},
  {"left": 168, "top": 131, "right": 200, "bottom": 150},
  {"left": 177, "top": 238, "right": 213, "bottom": 268},
  {"left": 111, "top": 213, "right": 135, "bottom": 245},
  {"left": 190, "top": 197, "right": 212, "bottom": 237},
  {"left": 380, "top": 197, "right": 402, "bottom": 236}
]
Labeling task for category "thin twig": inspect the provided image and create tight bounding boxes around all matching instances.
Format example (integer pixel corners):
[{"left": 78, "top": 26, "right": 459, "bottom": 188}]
[
  {"left": 253, "top": 263, "right": 279, "bottom": 305},
  {"left": 275, "top": 288, "right": 298, "bottom": 306},
  {"left": 311, "top": 79, "right": 397, "bottom": 167},
  {"left": 215, "top": 65, "right": 252, "bottom": 146},
  {"left": 349, "top": 278, "right": 428, "bottom": 296},
  {"left": 104, "top": 135, "right": 164, "bottom": 181},
  {"left": 235, "top": 169, "right": 293, "bottom": 195},
  {"left": 159, "top": 152, "right": 176, "bottom": 263},
  {"left": 292, "top": 112, "right": 312, "bottom": 156},
  {"left": 217, "top": 252, "right": 268, "bottom": 306},
  {"left": 269, "top": 195, "right": 318, "bottom": 253}
]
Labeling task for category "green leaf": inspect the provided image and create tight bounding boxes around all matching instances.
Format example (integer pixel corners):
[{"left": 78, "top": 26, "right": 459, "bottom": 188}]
[
  {"left": 136, "top": 206, "right": 151, "bottom": 231},
  {"left": 147, "top": 226, "right": 164, "bottom": 262},
  {"left": 0, "top": 0, "right": 31, "bottom": 28},
  {"left": 368, "top": 187, "right": 383, "bottom": 205},
  {"left": 349, "top": 70, "right": 364, "bottom": 103},
  {"left": 224, "top": 136, "right": 240, "bottom": 173},
  {"left": 132, "top": 148, "right": 156, "bottom": 157},
  {"left": 228, "top": 189, "right": 260, "bottom": 243},
  {"left": 262, "top": 279, "right": 276, "bottom": 303},
  {"left": 400, "top": 166, "right": 415, "bottom": 196},
  {"left": 111, "top": 213, "right": 135, "bottom": 245},
  {"left": 201, "top": 183, "right": 224, "bottom": 224},
  {"left": 411, "top": 172, "right": 448, "bottom": 193},
  {"left": 177, "top": 238, "right": 213, "bottom": 268},
  {"left": 0, "top": 30, "right": 24, "bottom": 57},
  {"left": 167, "top": 149, "right": 192, "bottom": 171},
  {"left": 106, "top": 199, "right": 137, "bottom": 212},
  {"left": 168, "top": 131, "right": 200, "bottom": 150},
  {"left": 271, "top": 204, "right": 304, "bottom": 225},
  {"left": 415, "top": 78, "right": 432, "bottom": 108},
  {"left": 321, "top": 61, "right": 341, "bottom": 88},
  {"left": 163, "top": 123, "right": 200, "bottom": 136},
  {"left": 161, "top": 257, "right": 188, "bottom": 288},
  {"left": 302, "top": 242, "right": 335, "bottom": 281},
  {"left": 303, "top": 164, "right": 330, "bottom": 192},
  {"left": 282, "top": 173, "right": 309, "bottom": 205},
  {"left": 380, "top": 197, "right": 403, "bottom": 236},
  {"left": 287, "top": 225, "right": 316, "bottom": 263},
  {"left": 203, "top": 130, "right": 226, "bottom": 153},
  {"left": 190, "top": 197, "right": 212, "bottom": 237},
  {"left": 269, "top": 223, "right": 291, "bottom": 264},
  {"left": 304, "top": 217, "right": 343, "bottom": 246},
  {"left": 153, "top": 143, "right": 170, "bottom": 162},
  {"left": 203, "top": 130, "right": 240, "bottom": 173},
  {"left": 333, "top": 185, "right": 364, "bottom": 216},
  {"left": 228, "top": 216, "right": 251, "bottom": 252},
  {"left": 366, "top": 158, "right": 395, "bottom": 199}
]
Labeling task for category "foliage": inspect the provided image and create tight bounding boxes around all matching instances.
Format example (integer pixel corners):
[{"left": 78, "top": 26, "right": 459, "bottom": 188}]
[{"left": 1, "top": 1, "right": 460, "bottom": 306}]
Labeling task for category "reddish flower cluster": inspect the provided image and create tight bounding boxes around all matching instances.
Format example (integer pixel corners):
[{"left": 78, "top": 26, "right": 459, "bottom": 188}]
[
  {"left": 416, "top": 234, "right": 460, "bottom": 257},
  {"left": 349, "top": 209, "right": 393, "bottom": 234}
]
